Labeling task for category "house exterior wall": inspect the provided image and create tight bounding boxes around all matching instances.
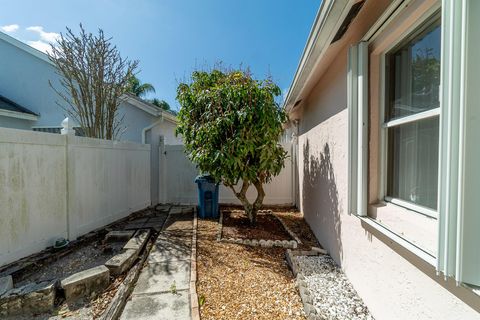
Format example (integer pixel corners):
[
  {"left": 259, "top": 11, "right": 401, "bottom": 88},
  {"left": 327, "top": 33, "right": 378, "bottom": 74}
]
[
  {"left": 0, "top": 37, "right": 165, "bottom": 142},
  {"left": 295, "top": 0, "right": 479, "bottom": 319},
  {"left": 117, "top": 101, "right": 158, "bottom": 143},
  {"left": 0, "top": 116, "right": 33, "bottom": 130},
  {"left": 0, "top": 39, "right": 65, "bottom": 127},
  {"left": 158, "top": 120, "right": 182, "bottom": 145}
]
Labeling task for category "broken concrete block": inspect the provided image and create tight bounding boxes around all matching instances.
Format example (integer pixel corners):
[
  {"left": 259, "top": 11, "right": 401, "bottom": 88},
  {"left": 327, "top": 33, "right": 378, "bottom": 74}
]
[
  {"left": 0, "top": 280, "right": 57, "bottom": 316},
  {"left": 156, "top": 204, "right": 171, "bottom": 212},
  {"left": 105, "top": 249, "right": 138, "bottom": 275},
  {"left": 182, "top": 206, "right": 194, "bottom": 214},
  {"left": 105, "top": 230, "right": 135, "bottom": 243},
  {"left": 123, "top": 229, "right": 150, "bottom": 252},
  {"left": 0, "top": 275, "right": 13, "bottom": 296},
  {"left": 61, "top": 265, "right": 110, "bottom": 302},
  {"left": 169, "top": 207, "right": 182, "bottom": 214}
]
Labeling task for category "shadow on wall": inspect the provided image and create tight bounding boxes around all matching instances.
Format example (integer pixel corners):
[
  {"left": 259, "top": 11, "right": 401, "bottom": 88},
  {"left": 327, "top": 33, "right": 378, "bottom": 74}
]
[{"left": 302, "top": 139, "right": 343, "bottom": 264}]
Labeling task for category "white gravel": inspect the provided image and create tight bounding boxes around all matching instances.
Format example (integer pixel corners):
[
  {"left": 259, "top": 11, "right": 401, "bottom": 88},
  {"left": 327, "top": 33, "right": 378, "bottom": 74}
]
[{"left": 296, "top": 255, "right": 374, "bottom": 320}]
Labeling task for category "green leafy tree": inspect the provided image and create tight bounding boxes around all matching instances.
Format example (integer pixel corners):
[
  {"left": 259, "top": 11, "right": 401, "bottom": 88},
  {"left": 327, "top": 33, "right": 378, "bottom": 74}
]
[
  {"left": 127, "top": 75, "right": 155, "bottom": 98},
  {"left": 176, "top": 69, "right": 287, "bottom": 224}
]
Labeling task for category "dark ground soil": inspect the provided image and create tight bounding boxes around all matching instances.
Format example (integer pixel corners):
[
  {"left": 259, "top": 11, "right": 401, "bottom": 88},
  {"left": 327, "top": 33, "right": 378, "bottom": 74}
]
[{"left": 221, "top": 210, "right": 292, "bottom": 241}]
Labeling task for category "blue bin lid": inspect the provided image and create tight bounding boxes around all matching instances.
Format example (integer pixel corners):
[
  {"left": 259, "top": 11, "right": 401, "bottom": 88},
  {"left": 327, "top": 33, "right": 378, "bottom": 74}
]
[{"left": 194, "top": 174, "right": 216, "bottom": 183}]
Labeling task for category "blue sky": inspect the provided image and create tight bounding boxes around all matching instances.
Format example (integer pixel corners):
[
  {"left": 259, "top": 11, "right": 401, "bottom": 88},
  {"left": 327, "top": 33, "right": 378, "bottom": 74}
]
[{"left": 0, "top": 1, "right": 320, "bottom": 110}]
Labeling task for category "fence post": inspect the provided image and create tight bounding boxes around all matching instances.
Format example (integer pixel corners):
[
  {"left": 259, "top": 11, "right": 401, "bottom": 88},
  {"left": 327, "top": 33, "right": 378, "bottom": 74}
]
[
  {"left": 60, "top": 117, "right": 74, "bottom": 240},
  {"left": 158, "top": 136, "right": 166, "bottom": 204}
]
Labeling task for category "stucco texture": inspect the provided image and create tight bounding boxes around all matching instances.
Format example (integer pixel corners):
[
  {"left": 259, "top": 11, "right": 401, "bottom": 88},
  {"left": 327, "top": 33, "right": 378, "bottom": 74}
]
[{"left": 295, "top": 0, "right": 480, "bottom": 319}]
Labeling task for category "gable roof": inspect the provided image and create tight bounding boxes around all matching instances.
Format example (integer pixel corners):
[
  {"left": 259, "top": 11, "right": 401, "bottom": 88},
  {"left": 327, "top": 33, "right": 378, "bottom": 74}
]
[
  {"left": 0, "top": 31, "right": 53, "bottom": 65},
  {"left": 0, "top": 95, "right": 39, "bottom": 121},
  {"left": 122, "top": 93, "right": 177, "bottom": 124}
]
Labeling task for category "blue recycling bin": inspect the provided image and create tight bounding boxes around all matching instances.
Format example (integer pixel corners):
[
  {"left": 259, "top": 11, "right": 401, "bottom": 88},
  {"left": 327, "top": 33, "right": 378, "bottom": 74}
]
[{"left": 194, "top": 175, "right": 219, "bottom": 219}]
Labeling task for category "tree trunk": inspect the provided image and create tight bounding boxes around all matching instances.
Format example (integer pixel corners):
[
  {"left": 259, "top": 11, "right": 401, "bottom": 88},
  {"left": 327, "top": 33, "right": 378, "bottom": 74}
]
[
  {"left": 228, "top": 179, "right": 265, "bottom": 226},
  {"left": 250, "top": 180, "right": 265, "bottom": 225}
]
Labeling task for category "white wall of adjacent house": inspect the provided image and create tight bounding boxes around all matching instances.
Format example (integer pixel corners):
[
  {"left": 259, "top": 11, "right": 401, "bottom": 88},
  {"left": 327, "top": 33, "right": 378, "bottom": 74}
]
[
  {"left": 292, "top": 0, "right": 480, "bottom": 319},
  {"left": 0, "top": 126, "right": 150, "bottom": 267}
]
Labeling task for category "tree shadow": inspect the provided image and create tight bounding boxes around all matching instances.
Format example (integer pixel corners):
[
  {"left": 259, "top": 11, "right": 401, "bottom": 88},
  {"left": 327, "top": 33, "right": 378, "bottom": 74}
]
[{"left": 302, "top": 139, "right": 343, "bottom": 264}]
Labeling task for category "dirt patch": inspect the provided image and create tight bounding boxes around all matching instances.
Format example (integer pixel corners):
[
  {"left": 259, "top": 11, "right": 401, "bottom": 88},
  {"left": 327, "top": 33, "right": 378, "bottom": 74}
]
[
  {"left": 221, "top": 210, "right": 291, "bottom": 241},
  {"left": 197, "top": 209, "right": 319, "bottom": 320},
  {"left": 274, "top": 211, "right": 319, "bottom": 250},
  {"left": 15, "top": 241, "right": 124, "bottom": 287}
]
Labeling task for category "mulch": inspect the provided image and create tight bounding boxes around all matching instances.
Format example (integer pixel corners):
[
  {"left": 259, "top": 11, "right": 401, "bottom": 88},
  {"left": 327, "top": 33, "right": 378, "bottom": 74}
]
[
  {"left": 221, "top": 210, "right": 291, "bottom": 241},
  {"left": 196, "top": 209, "right": 320, "bottom": 320}
]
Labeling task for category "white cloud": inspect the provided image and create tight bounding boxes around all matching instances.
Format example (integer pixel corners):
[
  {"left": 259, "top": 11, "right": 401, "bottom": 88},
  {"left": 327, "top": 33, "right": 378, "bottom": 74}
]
[
  {"left": 1, "top": 24, "right": 19, "bottom": 33},
  {"left": 26, "top": 26, "right": 60, "bottom": 42},
  {"left": 27, "top": 40, "right": 53, "bottom": 54}
]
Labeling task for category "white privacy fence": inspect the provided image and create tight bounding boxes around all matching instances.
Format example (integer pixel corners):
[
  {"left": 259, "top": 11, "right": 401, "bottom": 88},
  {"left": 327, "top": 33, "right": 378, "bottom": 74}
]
[
  {"left": 0, "top": 124, "right": 292, "bottom": 267},
  {"left": 0, "top": 127, "right": 150, "bottom": 267},
  {"left": 159, "top": 142, "right": 294, "bottom": 205}
]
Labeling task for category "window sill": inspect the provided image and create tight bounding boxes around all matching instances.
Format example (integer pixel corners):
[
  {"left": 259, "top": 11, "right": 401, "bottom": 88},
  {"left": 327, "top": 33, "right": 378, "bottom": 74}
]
[
  {"left": 355, "top": 214, "right": 436, "bottom": 266},
  {"left": 368, "top": 202, "right": 437, "bottom": 256}
]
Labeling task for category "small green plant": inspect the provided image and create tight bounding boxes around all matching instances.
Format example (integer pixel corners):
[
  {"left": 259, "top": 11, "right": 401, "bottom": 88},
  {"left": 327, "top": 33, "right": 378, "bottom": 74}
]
[
  {"left": 176, "top": 68, "right": 287, "bottom": 225},
  {"left": 170, "top": 281, "right": 177, "bottom": 295},
  {"left": 198, "top": 294, "right": 206, "bottom": 307}
]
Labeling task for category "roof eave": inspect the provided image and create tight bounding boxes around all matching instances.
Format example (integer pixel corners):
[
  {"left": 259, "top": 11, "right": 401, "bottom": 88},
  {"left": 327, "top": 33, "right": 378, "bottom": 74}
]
[
  {"left": 0, "top": 109, "right": 39, "bottom": 121},
  {"left": 0, "top": 31, "right": 53, "bottom": 65},
  {"left": 121, "top": 93, "right": 178, "bottom": 123},
  {"left": 283, "top": 0, "right": 356, "bottom": 114}
]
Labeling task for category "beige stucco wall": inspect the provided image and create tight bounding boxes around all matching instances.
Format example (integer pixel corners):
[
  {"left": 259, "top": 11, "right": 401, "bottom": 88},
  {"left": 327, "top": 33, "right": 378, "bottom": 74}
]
[{"left": 295, "top": 0, "right": 480, "bottom": 319}]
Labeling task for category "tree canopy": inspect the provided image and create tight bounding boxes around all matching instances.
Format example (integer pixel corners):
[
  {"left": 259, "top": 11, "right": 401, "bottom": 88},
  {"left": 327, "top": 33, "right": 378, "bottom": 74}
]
[
  {"left": 127, "top": 75, "right": 156, "bottom": 98},
  {"left": 149, "top": 98, "right": 171, "bottom": 111},
  {"left": 176, "top": 68, "right": 287, "bottom": 224}
]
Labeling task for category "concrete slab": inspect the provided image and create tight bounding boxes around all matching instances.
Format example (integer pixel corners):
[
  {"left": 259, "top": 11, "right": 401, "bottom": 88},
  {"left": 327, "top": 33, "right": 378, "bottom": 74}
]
[
  {"left": 148, "top": 241, "right": 191, "bottom": 263},
  {"left": 61, "top": 265, "right": 110, "bottom": 302},
  {"left": 148, "top": 215, "right": 168, "bottom": 223},
  {"left": 143, "top": 216, "right": 168, "bottom": 231},
  {"left": 124, "top": 229, "right": 150, "bottom": 251},
  {"left": 169, "top": 207, "right": 183, "bottom": 215},
  {"left": 105, "top": 230, "right": 135, "bottom": 243},
  {"left": 182, "top": 206, "right": 195, "bottom": 214},
  {"left": 120, "top": 290, "right": 190, "bottom": 320},
  {"left": 156, "top": 205, "right": 171, "bottom": 212},
  {"left": 133, "top": 260, "right": 190, "bottom": 295},
  {"left": 105, "top": 249, "right": 138, "bottom": 275},
  {"left": 0, "top": 275, "right": 13, "bottom": 296}
]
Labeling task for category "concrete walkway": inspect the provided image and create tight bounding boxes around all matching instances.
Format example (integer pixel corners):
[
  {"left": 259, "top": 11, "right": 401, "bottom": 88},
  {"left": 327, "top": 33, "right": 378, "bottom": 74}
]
[{"left": 120, "top": 207, "right": 194, "bottom": 320}]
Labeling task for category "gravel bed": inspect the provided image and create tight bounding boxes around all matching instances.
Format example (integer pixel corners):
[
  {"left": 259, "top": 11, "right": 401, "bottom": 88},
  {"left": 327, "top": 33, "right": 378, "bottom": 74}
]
[{"left": 296, "top": 255, "right": 373, "bottom": 320}]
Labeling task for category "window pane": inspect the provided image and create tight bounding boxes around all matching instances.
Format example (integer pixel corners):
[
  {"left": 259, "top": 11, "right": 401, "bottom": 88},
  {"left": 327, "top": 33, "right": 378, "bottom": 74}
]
[
  {"left": 387, "top": 21, "right": 441, "bottom": 121},
  {"left": 387, "top": 116, "right": 439, "bottom": 210}
]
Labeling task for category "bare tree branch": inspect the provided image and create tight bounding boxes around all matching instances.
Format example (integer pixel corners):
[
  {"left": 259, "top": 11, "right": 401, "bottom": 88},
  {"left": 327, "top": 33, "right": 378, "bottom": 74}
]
[{"left": 48, "top": 24, "right": 138, "bottom": 139}]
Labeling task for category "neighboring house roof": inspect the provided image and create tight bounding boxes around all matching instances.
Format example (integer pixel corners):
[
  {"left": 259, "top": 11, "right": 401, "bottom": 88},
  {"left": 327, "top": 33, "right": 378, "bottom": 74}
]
[
  {"left": 122, "top": 93, "right": 178, "bottom": 124},
  {"left": 0, "top": 95, "right": 39, "bottom": 121},
  {"left": 0, "top": 31, "right": 53, "bottom": 65},
  {"left": 284, "top": 0, "right": 360, "bottom": 114}
]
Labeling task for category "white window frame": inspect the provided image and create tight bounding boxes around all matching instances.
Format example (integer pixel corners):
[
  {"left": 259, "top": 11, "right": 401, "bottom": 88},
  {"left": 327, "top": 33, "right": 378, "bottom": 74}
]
[
  {"left": 350, "top": 0, "right": 480, "bottom": 289},
  {"left": 377, "top": 7, "right": 441, "bottom": 220}
]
